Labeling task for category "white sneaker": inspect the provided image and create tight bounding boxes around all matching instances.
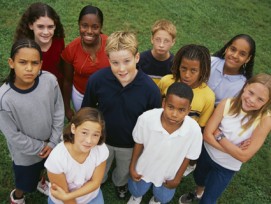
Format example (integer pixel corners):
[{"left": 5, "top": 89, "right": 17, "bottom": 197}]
[
  {"left": 37, "top": 179, "right": 50, "bottom": 196},
  {"left": 149, "top": 196, "right": 161, "bottom": 204},
  {"left": 10, "top": 189, "right": 25, "bottom": 204},
  {"left": 127, "top": 195, "right": 142, "bottom": 204},
  {"left": 183, "top": 164, "right": 196, "bottom": 177}
]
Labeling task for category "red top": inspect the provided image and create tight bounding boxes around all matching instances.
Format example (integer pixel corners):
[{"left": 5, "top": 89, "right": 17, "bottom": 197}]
[
  {"left": 42, "top": 37, "right": 65, "bottom": 82},
  {"left": 61, "top": 34, "right": 110, "bottom": 94}
]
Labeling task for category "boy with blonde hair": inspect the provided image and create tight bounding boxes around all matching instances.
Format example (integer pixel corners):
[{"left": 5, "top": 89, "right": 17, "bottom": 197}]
[
  {"left": 82, "top": 31, "right": 161, "bottom": 199},
  {"left": 138, "top": 19, "right": 176, "bottom": 84}
]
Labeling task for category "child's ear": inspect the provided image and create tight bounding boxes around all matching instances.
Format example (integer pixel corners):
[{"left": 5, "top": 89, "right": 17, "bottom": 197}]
[
  {"left": 135, "top": 52, "right": 140, "bottom": 63},
  {"left": 8, "top": 58, "right": 14, "bottom": 69},
  {"left": 245, "top": 55, "right": 251, "bottom": 64},
  {"left": 28, "top": 23, "right": 33, "bottom": 30},
  {"left": 71, "top": 124, "right": 76, "bottom": 134}
]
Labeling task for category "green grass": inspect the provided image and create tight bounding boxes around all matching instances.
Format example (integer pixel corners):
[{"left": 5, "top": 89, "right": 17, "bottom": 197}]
[{"left": 0, "top": 0, "right": 271, "bottom": 203}]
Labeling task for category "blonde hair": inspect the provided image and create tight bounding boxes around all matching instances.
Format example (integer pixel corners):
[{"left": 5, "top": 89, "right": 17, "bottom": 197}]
[
  {"left": 106, "top": 31, "right": 138, "bottom": 56},
  {"left": 229, "top": 73, "right": 271, "bottom": 130},
  {"left": 151, "top": 19, "right": 177, "bottom": 40}
]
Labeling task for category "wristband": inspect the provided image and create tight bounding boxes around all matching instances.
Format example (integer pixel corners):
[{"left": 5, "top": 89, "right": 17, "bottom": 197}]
[{"left": 215, "top": 133, "right": 225, "bottom": 142}]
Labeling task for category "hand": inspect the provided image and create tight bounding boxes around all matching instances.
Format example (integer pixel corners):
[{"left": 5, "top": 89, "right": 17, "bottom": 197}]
[
  {"left": 213, "top": 128, "right": 222, "bottom": 137},
  {"left": 130, "top": 168, "right": 142, "bottom": 182},
  {"left": 163, "top": 178, "right": 180, "bottom": 189},
  {"left": 39, "top": 145, "right": 52, "bottom": 158},
  {"left": 65, "top": 108, "right": 75, "bottom": 122},
  {"left": 50, "top": 183, "right": 70, "bottom": 201},
  {"left": 239, "top": 138, "right": 252, "bottom": 150}
]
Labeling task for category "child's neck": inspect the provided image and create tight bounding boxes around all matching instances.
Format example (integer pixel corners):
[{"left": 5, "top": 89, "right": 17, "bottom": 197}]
[
  {"left": 36, "top": 39, "right": 53, "bottom": 52},
  {"left": 161, "top": 114, "right": 183, "bottom": 134},
  {"left": 223, "top": 66, "right": 240, "bottom": 75},
  {"left": 151, "top": 49, "right": 170, "bottom": 61},
  {"left": 65, "top": 142, "right": 90, "bottom": 164}
]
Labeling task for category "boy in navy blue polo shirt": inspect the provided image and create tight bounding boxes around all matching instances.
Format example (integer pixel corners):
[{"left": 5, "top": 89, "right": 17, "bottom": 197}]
[{"left": 81, "top": 31, "right": 161, "bottom": 199}]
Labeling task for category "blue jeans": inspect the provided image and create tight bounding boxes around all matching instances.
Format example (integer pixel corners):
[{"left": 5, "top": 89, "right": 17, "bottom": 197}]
[
  {"left": 128, "top": 178, "right": 175, "bottom": 204},
  {"left": 194, "top": 145, "right": 236, "bottom": 204},
  {"left": 48, "top": 189, "right": 104, "bottom": 204}
]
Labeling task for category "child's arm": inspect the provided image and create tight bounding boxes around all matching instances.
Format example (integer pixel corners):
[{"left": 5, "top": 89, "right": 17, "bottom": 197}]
[
  {"left": 62, "top": 61, "right": 75, "bottom": 121},
  {"left": 47, "top": 84, "right": 65, "bottom": 149},
  {"left": 47, "top": 171, "right": 76, "bottom": 204},
  {"left": 50, "top": 161, "right": 106, "bottom": 201},
  {"left": 217, "top": 115, "right": 271, "bottom": 163},
  {"left": 0, "top": 111, "right": 45, "bottom": 155},
  {"left": 203, "top": 99, "right": 227, "bottom": 152},
  {"left": 129, "top": 143, "right": 144, "bottom": 181},
  {"left": 163, "top": 158, "right": 190, "bottom": 189}
]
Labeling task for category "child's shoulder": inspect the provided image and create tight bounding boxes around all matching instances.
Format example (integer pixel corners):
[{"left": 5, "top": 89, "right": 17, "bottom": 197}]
[{"left": 140, "top": 108, "right": 163, "bottom": 121}]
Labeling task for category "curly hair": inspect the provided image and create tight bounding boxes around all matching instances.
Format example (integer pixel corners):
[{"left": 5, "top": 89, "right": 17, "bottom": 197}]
[{"left": 14, "top": 2, "right": 64, "bottom": 41}]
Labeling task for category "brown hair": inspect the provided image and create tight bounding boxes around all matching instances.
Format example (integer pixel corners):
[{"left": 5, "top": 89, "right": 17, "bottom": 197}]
[{"left": 63, "top": 107, "right": 105, "bottom": 145}]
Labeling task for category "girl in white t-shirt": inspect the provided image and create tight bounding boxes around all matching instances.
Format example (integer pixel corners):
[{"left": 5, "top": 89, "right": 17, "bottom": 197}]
[
  {"left": 179, "top": 73, "right": 271, "bottom": 204},
  {"left": 45, "top": 107, "right": 109, "bottom": 204}
]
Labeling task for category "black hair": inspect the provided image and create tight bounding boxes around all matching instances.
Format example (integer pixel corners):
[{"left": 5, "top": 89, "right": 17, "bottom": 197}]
[
  {"left": 166, "top": 82, "right": 194, "bottom": 104},
  {"left": 171, "top": 44, "right": 211, "bottom": 85},
  {"left": 78, "top": 5, "right": 104, "bottom": 27},
  {"left": 4, "top": 39, "right": 42, "bottom": 84},
  {"left": 213, "top": 34, "right": 256, "bottom": 79}
]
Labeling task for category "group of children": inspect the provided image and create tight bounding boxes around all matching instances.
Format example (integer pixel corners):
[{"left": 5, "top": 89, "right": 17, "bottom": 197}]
[{"left": 0, "top": 2, "right": 270, "bottom": 204}]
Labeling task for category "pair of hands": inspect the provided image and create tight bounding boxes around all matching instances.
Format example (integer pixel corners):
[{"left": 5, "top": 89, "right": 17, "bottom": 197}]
[
  {"left": 130, "top": 169, "right": 179, "bottom": 189},
  {"left": 50, "top": 183, "right": 71, "bottom": 201}
]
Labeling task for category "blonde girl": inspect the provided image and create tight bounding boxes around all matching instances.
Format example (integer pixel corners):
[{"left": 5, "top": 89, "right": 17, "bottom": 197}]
[{"left": 180, "top": 73, "right": 271, "bottom": 204}]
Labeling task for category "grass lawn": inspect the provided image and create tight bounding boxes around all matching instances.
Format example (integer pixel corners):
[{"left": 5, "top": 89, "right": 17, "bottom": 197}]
[{"left": 0, "top": 0, "right": 271, "bottom": 203}]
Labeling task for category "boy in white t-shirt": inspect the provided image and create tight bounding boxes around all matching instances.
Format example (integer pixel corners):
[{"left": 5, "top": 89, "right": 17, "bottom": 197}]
[{"left": 128, "top": 82, "right": 203, "bottom": 204}]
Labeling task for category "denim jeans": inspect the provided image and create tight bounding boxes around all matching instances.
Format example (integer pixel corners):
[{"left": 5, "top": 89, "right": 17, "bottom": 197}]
[
  {"left": 194, "top": 145, "right": 236, "bottom": 204},
  {"left": 128, "top": 178, "right": 176, "bottom": 204},
  {"left": 48, "top": 189, "right": 104, "bottom": 204}
]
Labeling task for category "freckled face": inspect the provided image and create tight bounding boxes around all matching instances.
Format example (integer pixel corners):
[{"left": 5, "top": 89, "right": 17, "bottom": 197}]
[
  {"left": 151, "top": 30, "right": 175, "bottom": 55},
  {"left": 109, "top": 50, "right": 139, "bottom": 87},
  {"left": 71, "top": 121, "right": 102, "bottom": 153}
]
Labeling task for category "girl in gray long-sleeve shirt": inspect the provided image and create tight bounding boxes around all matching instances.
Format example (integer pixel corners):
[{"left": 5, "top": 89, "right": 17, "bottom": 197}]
[{"left": 0, "top": 39, "right": 64, "bottom": 203}]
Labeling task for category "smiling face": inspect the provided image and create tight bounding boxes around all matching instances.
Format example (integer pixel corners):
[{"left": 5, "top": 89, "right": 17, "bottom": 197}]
[
  {"left": 109, "top": 49, "right": 139, "bottom": 87},
  {"left": 241, "top": 83, "right": 269, "bottom": 112},
  {"left": 179, "top": 57, "right": 201, "bottom": 88},
  {"left": 224, "top": 38, "right": 251, "bottom": 75},
  {"left": 71, "top": 121, "right": 102, "bottom": 154},
  {"left": 162, "top": 94, "right": 191, "bottom": 130},
  {"left": 8, "top": 47, "right": 42, "bottom": 90},
  {"left": 79, "top": 13, "right": 102, "bottom": 46},
  {"left": 29, "top": 16, "right": 55, "bottom": 45}
]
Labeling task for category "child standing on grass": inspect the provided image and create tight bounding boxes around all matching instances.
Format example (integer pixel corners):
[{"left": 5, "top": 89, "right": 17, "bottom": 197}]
[
  {"left": 128, "top": 82, "right": 202, "bottom": 204},
  {"left": 0, "top": 39, "right": 64, "bottom": 204},
  {"left": 45, "top": 107, "right": 109, "bottom": 204},
  {"left": 158, "top": 44, "right": 215, "bottom": 176},
  {"left": 208, "top": 34, "right": 256, "bottom": 105},
  {"left": 179, "top": 73, "right": 271, "bottom": 204},
  {"left": 14, "top": 2, "right": 65, "bottom": 93},
  {"left": 81, "top": 31, "right": 161, "bottom": 200},
  {"left": 62, "top": 5, "right": 110, "bottom": 120},
  {"left": 138, "top": 19, "right": 176, "bottom": 84}
]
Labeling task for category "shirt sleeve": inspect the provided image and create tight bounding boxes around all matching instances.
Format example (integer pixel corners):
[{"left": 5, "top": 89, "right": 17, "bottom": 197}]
[
  {"left": 44, "top": 143, "right": 65, "bottom": 174},
  {"left": 81, "top": 75, "right": 99, "bottom": 108},
  {"left": 198, "top": 89, "right": 215, "bottom": 127},
  {"left": 0, "top": 110, "right": 45, "bottom": 155},
  {"left": 185, "top": 124, "right": 203, "bottom": 160},
  {"left": 48, "top": 80, "right": 65, "bottom": 149}
]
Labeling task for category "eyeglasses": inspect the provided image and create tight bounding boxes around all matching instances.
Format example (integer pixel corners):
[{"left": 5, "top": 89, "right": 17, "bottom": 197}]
[{"left": 153, "top": 38, "right": 172, "bottom": 45}]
